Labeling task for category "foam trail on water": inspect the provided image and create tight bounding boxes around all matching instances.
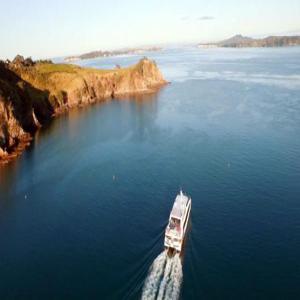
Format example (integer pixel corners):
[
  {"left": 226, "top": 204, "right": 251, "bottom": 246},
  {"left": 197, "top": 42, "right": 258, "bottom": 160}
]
[
  {"left": 164, "top": 254, "right": 183, "bottom": 300},
  {"left": 141, "top": 252, "right": 183, "bottom": 300},
  {"left": 141, "top": 252, "right": 167, "bottom": 300},
  {"left": 156, "top": 256, "right": 174, "bottom": 299}
]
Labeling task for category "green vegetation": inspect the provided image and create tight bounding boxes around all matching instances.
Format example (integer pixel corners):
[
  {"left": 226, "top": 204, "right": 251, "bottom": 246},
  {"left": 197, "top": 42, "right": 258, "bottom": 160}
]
[
  {"left": 35, "top": 63, "right": 80, "bottom": 74},
  {"left": 34, "top": 62, "right": 119, "bottom": 75}
]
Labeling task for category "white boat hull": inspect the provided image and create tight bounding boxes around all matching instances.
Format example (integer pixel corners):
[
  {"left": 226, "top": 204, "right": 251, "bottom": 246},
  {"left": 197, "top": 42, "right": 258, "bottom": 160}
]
[{"left": 164, "top": 191, "right": 191, "bottom": 255}]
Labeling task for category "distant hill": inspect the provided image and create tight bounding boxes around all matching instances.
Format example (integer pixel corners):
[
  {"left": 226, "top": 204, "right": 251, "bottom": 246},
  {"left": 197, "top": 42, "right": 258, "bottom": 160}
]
[
  {"left": 198, "top": 35, "right": 300, "bottom": 48},
  {"left": 218, "top": 34, "right": 254, "bottom": 46},
  {"left": 65, "top": 47, "right": 162, "bottom": 62}
]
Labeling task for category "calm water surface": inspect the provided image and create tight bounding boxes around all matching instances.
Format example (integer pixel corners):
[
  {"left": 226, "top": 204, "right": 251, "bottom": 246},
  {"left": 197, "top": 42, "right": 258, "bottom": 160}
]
[{"left": 1, "top": 47, "right": 300, "bottom": 299}]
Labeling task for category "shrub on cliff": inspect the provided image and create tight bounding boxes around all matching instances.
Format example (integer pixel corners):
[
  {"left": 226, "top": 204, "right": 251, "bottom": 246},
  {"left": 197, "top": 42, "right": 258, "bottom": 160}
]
[{"left": 12, "top": 55, "right": 35, "bottom": 67}]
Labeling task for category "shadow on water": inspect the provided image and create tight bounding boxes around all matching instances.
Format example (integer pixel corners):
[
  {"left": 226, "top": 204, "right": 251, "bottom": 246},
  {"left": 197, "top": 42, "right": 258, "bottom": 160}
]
[
  {"left": 0, "top": 160, "right": 20, "bottom": 211},
  {"left": 0, "top": 88, "right": 163, "bottom": 209}
]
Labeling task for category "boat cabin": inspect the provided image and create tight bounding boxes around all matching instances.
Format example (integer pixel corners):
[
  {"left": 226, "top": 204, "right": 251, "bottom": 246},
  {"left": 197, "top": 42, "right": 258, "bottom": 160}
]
[
  {"left": 167, "top": 191, "right": 189, "bottom": 236},
  {"left": 168, "top": 217, "right": 181, "bottom": 232},
  {"left": 164, "top": 190, "right": 192, "bottom": 254}
]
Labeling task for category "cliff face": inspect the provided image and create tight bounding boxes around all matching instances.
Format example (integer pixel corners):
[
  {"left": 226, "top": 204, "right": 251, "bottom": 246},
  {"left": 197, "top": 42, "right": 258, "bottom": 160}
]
[
  {"left": 0, "top": 57, "right": 166, "bottom": 162},
  {"left": 0, "top": 64, "right": 38, "bottom": 160}
]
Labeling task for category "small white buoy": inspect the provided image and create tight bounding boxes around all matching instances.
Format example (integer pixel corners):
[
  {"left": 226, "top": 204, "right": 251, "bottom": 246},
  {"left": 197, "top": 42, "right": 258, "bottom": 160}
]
[
  {"left": 113, "top": 175, "right": 116, "bottom": 181},
  {"left": 25, "top": 194, "right": 27, "bottom": 199}
]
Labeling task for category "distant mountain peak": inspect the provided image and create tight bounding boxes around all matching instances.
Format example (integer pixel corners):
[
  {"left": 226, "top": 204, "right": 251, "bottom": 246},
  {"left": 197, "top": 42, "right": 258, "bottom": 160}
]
[
  {"left": 220, "top": 34, "right": 253, "bottom": 45},
  {"left": 232, "top": 34, "right": 243, "bottom": 38}
]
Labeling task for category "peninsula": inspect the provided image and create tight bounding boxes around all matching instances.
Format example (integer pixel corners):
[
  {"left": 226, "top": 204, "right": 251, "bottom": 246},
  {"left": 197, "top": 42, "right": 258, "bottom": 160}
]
[
  {"left": 0, "top": 55, "right": 166, "bottom": 163},
  {"left": 65, "top": 47, "right": 162, "bottom": 62},
  {"left": 198, "top": 34, "right": 300, "bottom": 48}
]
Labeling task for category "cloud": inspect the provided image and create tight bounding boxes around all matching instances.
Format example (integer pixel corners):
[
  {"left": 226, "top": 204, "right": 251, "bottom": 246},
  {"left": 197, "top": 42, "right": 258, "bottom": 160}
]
[
  {"left": 197, "top": 16, "right": 214, "bottom": 21},
  {"left": 180, "top": 15, "right": 214, "bottom": 22}
]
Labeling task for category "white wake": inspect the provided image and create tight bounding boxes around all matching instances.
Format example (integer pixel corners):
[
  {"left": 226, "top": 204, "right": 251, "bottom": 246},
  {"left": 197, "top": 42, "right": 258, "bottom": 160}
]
[{"left": 141, "top": 251, "right": 183, "bottom": 300}]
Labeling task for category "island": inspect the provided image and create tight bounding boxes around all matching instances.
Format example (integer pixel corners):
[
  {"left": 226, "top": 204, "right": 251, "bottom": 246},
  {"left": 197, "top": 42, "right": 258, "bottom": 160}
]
[
  {"left": 65, "top": 47, "right": 162, "bottom": 62},
  {"left": 0, "top": 55, "right": 167, "bottom": 163},
  {"left": 198, "top": 34, "right": 300, "bottom": 48}
]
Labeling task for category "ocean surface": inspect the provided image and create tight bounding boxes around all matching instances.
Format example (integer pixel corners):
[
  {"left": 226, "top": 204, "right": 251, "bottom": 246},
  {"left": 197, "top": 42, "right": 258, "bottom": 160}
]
[{"left": 1, "top": 47, "right": 300, "bottom": 299}]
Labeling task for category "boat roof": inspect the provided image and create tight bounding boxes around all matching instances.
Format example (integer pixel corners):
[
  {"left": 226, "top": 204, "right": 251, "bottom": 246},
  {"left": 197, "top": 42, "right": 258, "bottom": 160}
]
[{"left": 170, "top": 191, "right": 189, "bottom": 219}]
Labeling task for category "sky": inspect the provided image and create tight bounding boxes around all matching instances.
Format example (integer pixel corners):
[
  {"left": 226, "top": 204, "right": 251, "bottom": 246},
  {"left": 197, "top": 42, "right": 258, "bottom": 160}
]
[{"left": 1, "top": 0, "right": 300, "bottom": 59}]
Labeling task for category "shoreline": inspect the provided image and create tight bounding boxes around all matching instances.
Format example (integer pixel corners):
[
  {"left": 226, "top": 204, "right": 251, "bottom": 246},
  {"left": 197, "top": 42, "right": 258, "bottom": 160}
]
[{"left": 0, "top": 135, "right": 32, "bottom": 165}]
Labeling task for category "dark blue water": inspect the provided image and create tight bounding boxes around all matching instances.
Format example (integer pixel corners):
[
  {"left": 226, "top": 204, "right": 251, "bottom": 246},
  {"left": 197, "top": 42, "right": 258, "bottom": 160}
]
[{"left": 1, "top": 47, "right": 300, "bottom": 299}]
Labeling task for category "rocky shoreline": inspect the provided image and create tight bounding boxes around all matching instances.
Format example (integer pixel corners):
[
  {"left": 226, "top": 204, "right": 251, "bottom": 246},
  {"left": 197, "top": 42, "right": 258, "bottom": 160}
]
[{"left": 0, "top": 56, "right": 167, "bottom": 164}]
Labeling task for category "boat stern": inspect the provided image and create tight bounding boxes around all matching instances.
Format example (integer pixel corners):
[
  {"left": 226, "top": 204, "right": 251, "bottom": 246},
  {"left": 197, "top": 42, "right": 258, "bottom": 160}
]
[{"left": 164, "top": 234, "right": 182, "bottom": 253}]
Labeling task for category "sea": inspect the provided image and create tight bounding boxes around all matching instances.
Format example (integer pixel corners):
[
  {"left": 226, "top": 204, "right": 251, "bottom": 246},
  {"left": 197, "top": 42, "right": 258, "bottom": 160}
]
[{"left": 0, "top": 46, "right": 300, "bottom": 299}]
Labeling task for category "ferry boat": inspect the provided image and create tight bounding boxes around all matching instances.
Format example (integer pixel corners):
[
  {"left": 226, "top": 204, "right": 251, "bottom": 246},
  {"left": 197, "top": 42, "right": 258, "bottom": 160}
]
[{"left": 164, "top": 190, "right": 191, "bottom": 255}]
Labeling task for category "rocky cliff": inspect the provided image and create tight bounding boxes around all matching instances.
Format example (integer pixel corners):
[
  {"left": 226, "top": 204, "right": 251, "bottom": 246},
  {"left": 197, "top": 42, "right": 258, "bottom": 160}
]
[{"left": 0, "top": 56, "right": 166, "bottom": 163}]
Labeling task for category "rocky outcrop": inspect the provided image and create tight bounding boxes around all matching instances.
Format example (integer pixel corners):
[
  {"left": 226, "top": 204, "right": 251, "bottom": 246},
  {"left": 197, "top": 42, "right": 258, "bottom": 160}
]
[{"left": 0, "top": 57, "right": 166, "bottom": 163}]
